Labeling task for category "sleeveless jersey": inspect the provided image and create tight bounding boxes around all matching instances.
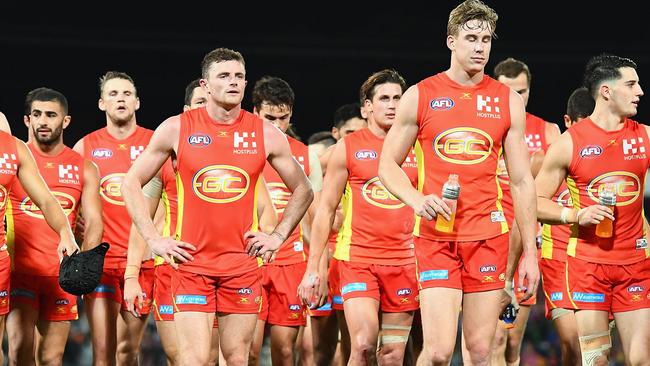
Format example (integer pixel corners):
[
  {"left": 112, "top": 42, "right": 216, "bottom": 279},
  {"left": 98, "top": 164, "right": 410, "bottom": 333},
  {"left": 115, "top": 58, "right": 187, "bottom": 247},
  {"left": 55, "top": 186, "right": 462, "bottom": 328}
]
[
  {"left": 415, "top": 72, "right": 511, "bottom": 241},
  {"left": 540, "top": 182, "right": 572, "bottom": 261},
  {"left": 263, "top": 135, "right": 310, "bottom": 266},
  {"left": 566, "top": 118, "right": 649, "bottom": 265},
  {"left": 334, "top": 128, "right": 417, "bottom": 265},
  {"left": 82, "top": 126, "right": 154, "bottom": 268},
  {"left": 6, "top": 145, "right": 84, "bottom": 275},
  {"left": 175, "top": 108, "right": 266, "bottom": 276},
  {"left": 0, "top": 132, "right": 19, "bottom": 258},
  {"left": 154, "top": 159, "right": 178, "bottom": 266}
]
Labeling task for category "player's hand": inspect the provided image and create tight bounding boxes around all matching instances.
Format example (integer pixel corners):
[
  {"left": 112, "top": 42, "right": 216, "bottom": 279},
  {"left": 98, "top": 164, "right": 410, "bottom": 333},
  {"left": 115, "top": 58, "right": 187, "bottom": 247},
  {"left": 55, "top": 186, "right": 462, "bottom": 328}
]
[
  {"left": 57, "top": 237, "right": 80, "bottom": 262},
  {"left": 575, "top": 205, "right": 614, "bottom": 226},
  {"left": 148, "top": 237, "right": 195, "bottom": 269},
  {"left": 517, "top": 251, "right": 540, "bottom": 302},
  {"left": 501, "top": 279, "right": 519, "bottom": 312},
  {"left": 124, "top": 277, "right": 145, "bottom": 317},
  {"left": 297, "top": 270, "right": 322, "bottom": 309},
  {"left": 412, "top": 194, "right": 451, "bottom": 221},
  {"left": 244, "top": 231, "right": 283, "bottom": 263}
]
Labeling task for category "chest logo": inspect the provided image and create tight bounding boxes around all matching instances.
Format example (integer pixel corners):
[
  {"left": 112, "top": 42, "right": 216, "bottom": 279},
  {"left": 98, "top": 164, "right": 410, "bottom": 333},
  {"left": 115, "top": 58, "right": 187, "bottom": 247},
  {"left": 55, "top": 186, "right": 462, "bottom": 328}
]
[
  {"left": 20, "top": 192, "right": 77, "bottom": 219},
  {"left": 434, "top": 127, "right": 493, "bottom": 165},
  {"left": 192, "top": 165, "right": 250, "bottom": 204},
  {"left": 100, "top": 173, "right": 126, "bottom": 206},
  {"left": 361, "top": 177, "right": 405, "bottom": 209},
  {"left": 586, "top": 171, "right": 640, "bottom": 206}
]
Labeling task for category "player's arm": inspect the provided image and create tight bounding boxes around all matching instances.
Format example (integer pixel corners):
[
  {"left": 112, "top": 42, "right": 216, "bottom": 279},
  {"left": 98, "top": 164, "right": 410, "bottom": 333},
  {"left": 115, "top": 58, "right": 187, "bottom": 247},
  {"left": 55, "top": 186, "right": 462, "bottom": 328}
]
[
  {"left": 246, "top": 123, "right": 314, "bottom": 261},
  {"left": 79, "top": 159, "right": 103, "bottom": 251},
  {"left": 121, "top": 116, "right": 195, "bottom": 266},
  {"left": 298, "top": 140, "right": 348, "bottom": 307},
  {"left": 0, "top": 112, "right": 11, "bottom": 133},
  {"left": 256, "top": 177, "right": 278, "bottom": 235},
  {"left": 503, "top": 89, "right": 539, "bottom": 300},
  {"left": 302, "top": 150, "right": 324, "bottom": 246},
  {"left": 15, "top": 139, "right": 79, "bottom": 258},
  {"left": 545, "top": 122, "right": 561, "bottom": 146}
]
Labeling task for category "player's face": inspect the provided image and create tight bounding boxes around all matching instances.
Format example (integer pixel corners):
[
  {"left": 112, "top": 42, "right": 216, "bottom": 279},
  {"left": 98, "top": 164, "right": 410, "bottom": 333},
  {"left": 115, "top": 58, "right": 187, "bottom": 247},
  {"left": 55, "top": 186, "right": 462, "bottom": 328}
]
[
  {"left": 99, "top": 78, "right": 139, "bottom": 126},
  {"left": 203, "top": 60, "right": 247, "bottom": 108},
  {"left": 25, "top": 100, "right": 69, "bottom": 145},
  {"left": 365, "top": 83, "right": 402, "bottom": 130},
  {"left": 609, "top": 67, "right": 643, "bottom": 118},
  {"left": 254, "top": 103, "right": 292, "bottom": 133},
  {"left": 449, "top": 19, "right": 493, "bottom": 74},
  {"left": 498, "top": 72, "right": 530, "bottom": 107},
  {"left": 337, "top": 117, "right": 367, "bottom": 139},
  {"left": 189, "top": 87, "right": 208, "bottom": 109}
]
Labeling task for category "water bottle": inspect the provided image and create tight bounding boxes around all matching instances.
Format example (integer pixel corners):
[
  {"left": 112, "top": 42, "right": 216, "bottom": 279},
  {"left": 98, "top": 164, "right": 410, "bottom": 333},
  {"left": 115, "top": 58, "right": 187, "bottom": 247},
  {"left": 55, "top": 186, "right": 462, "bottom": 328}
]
[
  {"left": 595, "top": 184, "right": 616, "bottom": 238},
  {"left": 435, "top": 174, "right": 460, "bottom": 233}
]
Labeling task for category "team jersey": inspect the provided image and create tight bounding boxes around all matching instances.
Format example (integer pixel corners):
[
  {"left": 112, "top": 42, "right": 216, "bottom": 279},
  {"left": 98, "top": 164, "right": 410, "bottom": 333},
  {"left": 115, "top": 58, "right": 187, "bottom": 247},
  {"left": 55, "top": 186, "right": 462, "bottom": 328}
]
[
  {"left": 6, "top": 145, "right": 84, "bottom": 275},
  {"left": 82, "top": 126, "right": 154, "bottom": 268},
  {"left": 154, "top": 159, "right": 178, "bottom": 266},
  {"left": 175, "top": 108, "right": 266, "bottom": 276},
  {"left": 414, "top": 72, "right": 511, "bottom": 241},
  {"left": 334, "top": 128, "right": 417, "bottom": 265},
  {"left": 540, "top": 182, "right": 572, "bottom": 262},
  {"left": 498, "top": 112, "right": 552, "bottom": 220},
  {"left": 566, "top": 118, "right": 650, "bottom": 265},
  {"left": 0, "top": 132, "right": 19, "bottom": 258},
  {"left": 263, "top": 135, "right": 310, "bottom": 266}
]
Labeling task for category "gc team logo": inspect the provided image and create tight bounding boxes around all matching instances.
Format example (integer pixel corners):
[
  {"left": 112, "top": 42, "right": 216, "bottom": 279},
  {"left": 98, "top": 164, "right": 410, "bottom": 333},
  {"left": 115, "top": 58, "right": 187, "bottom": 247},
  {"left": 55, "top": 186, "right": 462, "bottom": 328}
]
[
  {"left": 192, "top": 165, "right": 249, "bottom": 204},
  {"left": 361, "top": 177, "right": 405, "bottom": 209},
  {"left": 434, "top": 127, "right": 493, "bottom": 165},
  {"left": 268, "top": 182, "right": 290, "bottom": 213},
  {"left": 556, "top": 189, "right": 572, "bottom": 207},
  {"left": 20, "top": 191, "right": 77, "bottom": 219},
  {"left": 100, "top": 173, "right": 126, "bottom": 206},
  {"left": 0, "top": 185, "right": 6, "bottom": 210},
  {"left": 586, "top": 171, "right": 640, "bottom": 206}
]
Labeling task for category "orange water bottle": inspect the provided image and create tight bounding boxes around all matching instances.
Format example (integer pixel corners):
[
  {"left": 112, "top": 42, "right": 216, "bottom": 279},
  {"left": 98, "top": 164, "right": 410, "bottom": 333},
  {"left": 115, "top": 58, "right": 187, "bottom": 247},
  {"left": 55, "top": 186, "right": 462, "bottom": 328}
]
[
  {"left": 435, "top": 174, "right": 460, "bottom": 233},
  {"left": 595, "top": 184, "right": 616, "bottom": 238}
]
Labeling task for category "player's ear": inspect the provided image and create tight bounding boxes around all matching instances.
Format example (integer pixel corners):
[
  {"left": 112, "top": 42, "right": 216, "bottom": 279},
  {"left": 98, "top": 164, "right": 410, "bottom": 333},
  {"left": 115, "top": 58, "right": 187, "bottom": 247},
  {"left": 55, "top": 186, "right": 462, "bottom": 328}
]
[{"left": 63, "top": 115, "right": 72, "bottom": 130}]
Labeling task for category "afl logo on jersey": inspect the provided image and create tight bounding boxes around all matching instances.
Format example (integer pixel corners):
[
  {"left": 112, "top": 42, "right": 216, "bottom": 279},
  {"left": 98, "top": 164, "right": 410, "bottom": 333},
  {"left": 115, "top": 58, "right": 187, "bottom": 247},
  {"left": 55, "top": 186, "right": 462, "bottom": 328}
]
[
  {"left": 92, "top": 148, "right": 113, "bottom": 159},
  {"left": 556, "top": 189, "right": 572, "bottom": 207},
  {"left": 429, "top": 97, "right": 455, "bottom": 111},
  {"left": 192, "top": 165, "right": 249, "bottom": 204},
  {"left": 361, "top": 177, "right": 405, "bottom": 209},
  {"left": 586, "top": 171, "right": 640, "bottom": 206},
  {"left": 0, "top": 185, "right": 7, "bottom": 209},
  {"left": 434, "top": 127, "right": 493, "bottom": 165},
  {"left": 355, "top": 150, "right": 377, "bottom": 160},
  {"left": 20, "top": 191, "right": 77, "bottom": 219},
  {"left": 100, "top": 173, "right": 126, "bottom": 206},
  {"left": 267, "top": 182, "right": 290, "bottom": 213},
  {"left": 579, "top": 145, "right": 602, "bottom": 158},
  {"left": 188, "top": 134, "right": 212, "bottom": 147}
]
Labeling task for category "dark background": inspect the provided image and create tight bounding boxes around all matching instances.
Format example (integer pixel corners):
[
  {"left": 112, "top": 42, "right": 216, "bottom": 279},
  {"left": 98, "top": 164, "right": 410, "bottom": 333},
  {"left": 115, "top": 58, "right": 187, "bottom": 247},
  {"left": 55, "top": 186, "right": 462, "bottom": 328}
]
[{"left": 1, "top": 2, "right": 649, "bottom": 146}]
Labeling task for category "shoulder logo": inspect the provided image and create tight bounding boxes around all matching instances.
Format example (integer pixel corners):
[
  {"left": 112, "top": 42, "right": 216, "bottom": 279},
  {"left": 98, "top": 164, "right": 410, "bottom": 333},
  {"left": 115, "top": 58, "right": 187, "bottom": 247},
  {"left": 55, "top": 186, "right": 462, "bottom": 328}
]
[
  {"left": 92, "top": 148, "right": 113, "bottom": 159},
  {"left": 188, "top": 133, "right": 212, "bottom": 147},
  {"left": 355, "top": 149, "right": 377, "bottom": 160},
  {"left": 579, "top": 145, "right": 602, "bottom": 158},
  {"left": 429, "top": 97, "right": 455, "bottom": 111}
]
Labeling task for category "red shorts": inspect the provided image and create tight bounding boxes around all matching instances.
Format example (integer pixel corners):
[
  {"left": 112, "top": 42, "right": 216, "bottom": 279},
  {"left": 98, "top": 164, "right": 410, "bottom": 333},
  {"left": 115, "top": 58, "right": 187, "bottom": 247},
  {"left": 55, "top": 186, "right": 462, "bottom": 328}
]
[
  {"left": 0, "top": 256, "right": 9, "bottom": 315},
  {"left": 85, "top": 261, "right": 155, "bottom": 315},
  {"left": 566, "top": 256, "right": 650, "bottom": 313},
  {"left": 339, "top": 261, "right": 418, "bottom": 312},
  {"left": 10, "top": 273, "right": 78, "bottom": 321},
  {"left": 415, "top": 234, "right": 508, "bottom": 293},
  {"left": 330, "top": 258, "right": 343, "bottom": 311},
  {"left": 259, "top": 262, "right": 307, "bottom": 326},
  {"left": 153, "top": 264, "right": 174, "bottom": 322},
  {"left": 540, "top": 258, "right": 574, "bottom": 319},
  {"left": 171, "top": 268, "right": 262, "bottom": 314}
]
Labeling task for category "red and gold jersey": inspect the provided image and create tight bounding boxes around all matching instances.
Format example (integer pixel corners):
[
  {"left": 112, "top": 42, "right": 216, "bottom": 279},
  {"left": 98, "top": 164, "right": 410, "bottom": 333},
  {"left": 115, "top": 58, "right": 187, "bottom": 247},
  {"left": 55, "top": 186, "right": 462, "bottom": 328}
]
[
  {"left": 6, "top": 145, "right": 84, "bottom": 275},
  {"left": 566, "top": 118, "right": 649, "bottom": 265},
  {"left": 175, "top": 108, "right": 266, "bottom": 276},
  {"left": 0, "top": 131, "right": 19, "bottom": 256},
  {"left": 415, "top": 72, "right": 511, "bottom": 241},
  {"left": 154, "top": 159, "right": 178, "bottom": 267},
  {"left": 334, "top": 128, "right": 417, "bottom": 265},
  {"left": 540, "top": 182, "right": 572, "bottom": 262},
  {"left": 263, "top": 136, "right": 310, "bottom": 266},
  {"left": 82, "top": 126, "right": 154, "bottom": 268},
  {"left": 498, "top": 113, "right": 552, "bottom": 222}
]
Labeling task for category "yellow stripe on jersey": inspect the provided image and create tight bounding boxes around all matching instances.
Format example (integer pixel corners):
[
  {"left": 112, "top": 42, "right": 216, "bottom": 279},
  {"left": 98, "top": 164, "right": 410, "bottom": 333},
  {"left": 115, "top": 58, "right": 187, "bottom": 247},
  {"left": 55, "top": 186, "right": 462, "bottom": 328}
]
[
  {"left": 644, "top": 170, "right": 649, "bottom": 258},
  {"left": 5, "top": 200, "right": 15, "bottom": 270},
  {"left": 413, "top": 140, "right": 425, "bottom": 237},
  {"left": 541, "top": 224, "right": 553, "bottom": 259},
  {"left": 494, "top": 147, "right": 509, "bottom": 234},
  {"left": 566, "top": 176, "right": 580, "bottom": 257},
  {"left": 161, "top": 189, "right": 171, "bottom": 237},
  {"left": 174, "top": 171, "right": 184, "bottom": 241},
  {"left": 334, "top": 182, "right": 353, "bottom": 261}
]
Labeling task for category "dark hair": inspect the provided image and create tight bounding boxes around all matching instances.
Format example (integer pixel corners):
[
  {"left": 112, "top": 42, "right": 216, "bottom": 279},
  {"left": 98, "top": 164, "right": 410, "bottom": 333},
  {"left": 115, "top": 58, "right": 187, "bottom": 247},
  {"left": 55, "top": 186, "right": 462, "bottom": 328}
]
[
  {"left": 583, "top": 54, "right": 637, "bottom": 98},
  {"left": 359, "top": 69, "right": 407, "bottom": 105},
  {"left": 333, "top": 103, "right": 363, "bottom": 129},
  {"left": 252, "top": 76, "right": 295, "bottom": 111},
  {"left": 201, "top": 47, "right": 245, "bottom": 79},
  {"left": 25, "top": 87, "right": 69, "bottom": 115},
  {"left": 307, "top": 131, "right": 337, "bottom": 146},
  {"left": 493, "top": 57, "right": 531, "bottom": 86},
  {"left": 447, "top": 0, "right": 498, "bottom": 37},
  {"left": 99, "top": 71, "right": 136, "bottom": 97},
  {"left": 184, "top": 78, "right": 201, "bottom": 106},
  {"left": 566, "top": 87, "right": 595, "bottom": 121}
]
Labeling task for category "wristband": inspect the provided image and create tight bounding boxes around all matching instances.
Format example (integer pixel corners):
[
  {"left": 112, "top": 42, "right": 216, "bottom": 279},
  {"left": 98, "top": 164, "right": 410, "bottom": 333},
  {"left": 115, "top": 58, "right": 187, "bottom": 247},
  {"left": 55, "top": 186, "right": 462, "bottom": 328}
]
[
  {"left": 560, "top": 207, "right": 571, "bottom": 224},
  {"left": 124, "top": 264, "right": 140, "bottom": 280}
]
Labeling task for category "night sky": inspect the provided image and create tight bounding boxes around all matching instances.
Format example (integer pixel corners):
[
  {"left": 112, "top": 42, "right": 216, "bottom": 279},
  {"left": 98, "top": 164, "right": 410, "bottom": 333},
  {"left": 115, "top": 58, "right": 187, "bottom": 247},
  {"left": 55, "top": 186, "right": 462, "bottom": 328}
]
[{"left": 2, "top": 2, "right": 649, "bottom": 146}]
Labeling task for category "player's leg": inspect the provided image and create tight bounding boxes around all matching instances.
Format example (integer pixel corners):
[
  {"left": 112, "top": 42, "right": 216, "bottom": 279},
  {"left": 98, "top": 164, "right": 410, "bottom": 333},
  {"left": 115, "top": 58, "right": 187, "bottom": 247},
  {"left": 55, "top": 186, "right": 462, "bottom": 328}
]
[
  {"left": 35, "top": 320, "right": 72, "bottom": 366},
  {"left": 85, "top": 270, "right": 121, "bottom": 366},
  {"left": 296, "top": 319, "right": 314, "bottom": 366},
  {"left": 377, "top": 311, "right": 413, "bottom": 366},
  {"left": 218, "top": 313, "right": 258, "bottom": 366},
  {"left": 116, "top": 264, "right": 154, "bottom": 366},
  {"left": 153, "top": 264, "right": 178, "bottom": 365},
  {"left": 7, "top": 302, "right": 39, "bottom": 365},
  {"left": 504, "top": 305, "right": 531, "bottom": 365},
  {"left": 309, "top": 311, "right": 338, "bottom": 365},
  {"left": 155, "top": 320, "right": 178, "bottom": 366},
  {"left": 209, "top": 322, "right": 219, "bottom": 366},
  {"left": 575, "top": 310, "right": 611, "bottom": 366},
  {"left": 249, "top": 267, "right": 269, "bottom": 366},
  {"left": 613, "top": 309, "right": 650, "bottom": 366},
  {"left": 0, "top": 255, "right": 9, "bottom": 365},
  {"left": 551, "top": 309, "right": 581, "bottom": 366}
]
